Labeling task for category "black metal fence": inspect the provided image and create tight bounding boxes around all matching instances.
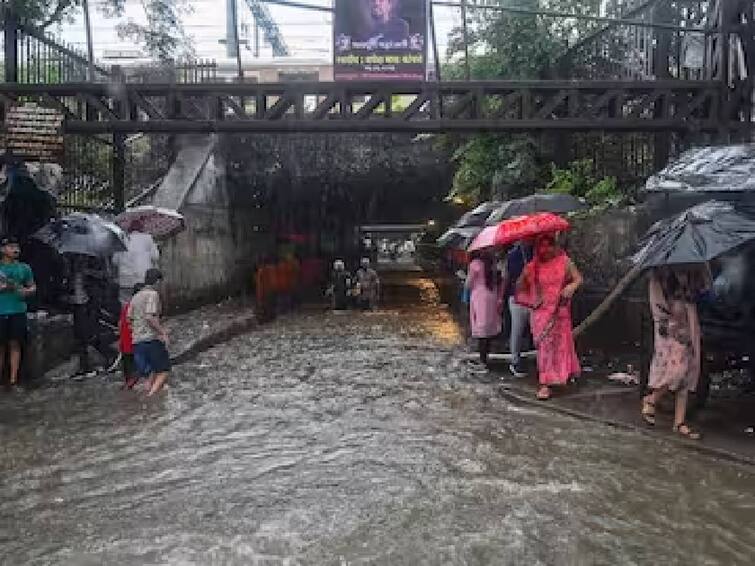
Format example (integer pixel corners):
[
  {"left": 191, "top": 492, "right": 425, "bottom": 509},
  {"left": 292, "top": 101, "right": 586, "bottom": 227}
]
[
  {"left": 1, "top": 15, "right": 221, "bottom": 213},
  {"left": 553, "top": 0, "right": 716, "bottom": 182},
  {"left": 558, "top": 1, "right": 711, "bottom": 81}
]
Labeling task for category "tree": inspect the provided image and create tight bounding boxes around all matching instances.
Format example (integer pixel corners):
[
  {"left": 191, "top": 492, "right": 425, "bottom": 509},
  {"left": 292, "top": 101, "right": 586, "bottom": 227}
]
[
  {"left": 443, "top": 0, "right": 603, "bottom": 204},
  {"left": 5, "top": 0, "right": 192, "bottom": 60}
]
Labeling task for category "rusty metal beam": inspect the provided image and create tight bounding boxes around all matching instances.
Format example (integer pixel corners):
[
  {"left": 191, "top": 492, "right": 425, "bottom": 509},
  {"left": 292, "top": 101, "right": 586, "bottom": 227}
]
[{"left": 0, "top": 80, "right": 733, "bottom": 135}]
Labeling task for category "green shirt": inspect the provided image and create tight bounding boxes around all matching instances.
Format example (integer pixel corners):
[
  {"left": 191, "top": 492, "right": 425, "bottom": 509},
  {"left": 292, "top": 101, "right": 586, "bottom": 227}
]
[{"left": 0, "top": 262, "right": 34, "bottom": 315}]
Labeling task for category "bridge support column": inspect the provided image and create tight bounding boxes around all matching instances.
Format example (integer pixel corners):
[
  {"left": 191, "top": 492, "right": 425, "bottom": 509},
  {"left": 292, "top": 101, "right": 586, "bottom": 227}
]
[
  {"left": 112, "top": 134, "right": 125, "bottom": 212},
  {"left": 3, "top": 8, "right": 18, "bottom": 83}
]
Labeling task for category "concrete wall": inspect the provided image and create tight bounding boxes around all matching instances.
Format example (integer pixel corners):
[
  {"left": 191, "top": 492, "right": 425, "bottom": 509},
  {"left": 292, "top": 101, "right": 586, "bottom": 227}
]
[{"left": 152, "top": 135, "right": 271, "bottom": 310}]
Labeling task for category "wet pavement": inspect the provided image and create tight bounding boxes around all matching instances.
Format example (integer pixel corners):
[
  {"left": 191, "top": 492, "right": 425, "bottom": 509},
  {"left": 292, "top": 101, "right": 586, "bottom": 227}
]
[{"left": 1, "top": 274, "right": 755, "bottom": 564}]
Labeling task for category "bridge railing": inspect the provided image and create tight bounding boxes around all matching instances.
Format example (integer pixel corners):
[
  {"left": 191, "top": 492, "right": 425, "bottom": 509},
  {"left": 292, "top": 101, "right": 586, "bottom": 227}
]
[
  {"left": 553, "top": 1, "right": 716, "bottom": 182},
  {"left": 557, "top": 1, "right": 711, "bottom": 81}
]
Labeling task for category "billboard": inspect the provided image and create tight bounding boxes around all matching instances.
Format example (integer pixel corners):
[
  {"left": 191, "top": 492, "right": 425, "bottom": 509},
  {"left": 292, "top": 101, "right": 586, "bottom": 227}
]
[{"left": 334, "top": 0, "right": 427, "bottom": 81}]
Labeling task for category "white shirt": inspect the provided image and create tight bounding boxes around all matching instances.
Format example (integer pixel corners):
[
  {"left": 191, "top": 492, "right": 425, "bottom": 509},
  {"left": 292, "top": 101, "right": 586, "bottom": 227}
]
[{"left": 113, "top": 232, "right": 159, "bottom": 289}]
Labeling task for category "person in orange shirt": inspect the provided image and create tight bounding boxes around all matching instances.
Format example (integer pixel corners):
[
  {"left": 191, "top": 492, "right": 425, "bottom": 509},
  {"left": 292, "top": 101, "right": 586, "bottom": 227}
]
[{"left": 255, "top": 258, "right": 276, "bottom": 322}]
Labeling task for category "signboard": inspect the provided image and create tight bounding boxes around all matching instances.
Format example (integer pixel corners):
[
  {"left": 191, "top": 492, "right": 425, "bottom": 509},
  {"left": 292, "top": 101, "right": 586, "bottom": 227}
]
[
  {"left": 334, "top": 0, "right": 427, "bottom": 81},
  {"left": 2, "top": 103, "right": 64, "bottom": 163}
]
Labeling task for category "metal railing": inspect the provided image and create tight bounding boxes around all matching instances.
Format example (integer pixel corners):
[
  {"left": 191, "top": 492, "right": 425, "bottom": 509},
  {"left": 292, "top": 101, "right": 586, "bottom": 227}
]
[{"left": 559, "top": 1, "right": 712, "bottom": 81}]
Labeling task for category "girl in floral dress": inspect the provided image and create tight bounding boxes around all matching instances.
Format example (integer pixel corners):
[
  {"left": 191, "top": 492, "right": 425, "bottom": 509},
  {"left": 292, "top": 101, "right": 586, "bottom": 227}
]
[{"left": 641, "top": 267, "right": 707, "bottom": 439}]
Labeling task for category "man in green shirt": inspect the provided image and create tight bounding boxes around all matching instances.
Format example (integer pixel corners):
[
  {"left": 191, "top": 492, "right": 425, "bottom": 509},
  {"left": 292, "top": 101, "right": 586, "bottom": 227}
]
[{"left": 0, "top": 237, "right": 36, "bottom": 386}]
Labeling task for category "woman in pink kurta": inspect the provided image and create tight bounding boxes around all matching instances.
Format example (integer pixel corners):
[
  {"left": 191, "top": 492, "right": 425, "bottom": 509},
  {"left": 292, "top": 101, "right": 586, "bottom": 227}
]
[
  {"left": 465, "top": 252, "right": 503, "bottom": 368},
  {"left": 641, "top": 267, "right": 706, "bottom": 440},
  {"left": 516, "top": 235, "right": 582, "bottom": 400}
]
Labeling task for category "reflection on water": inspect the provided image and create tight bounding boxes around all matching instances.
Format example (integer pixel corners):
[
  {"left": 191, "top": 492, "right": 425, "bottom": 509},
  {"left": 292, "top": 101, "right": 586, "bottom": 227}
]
[{"left": 0, "top": 277, "right": 754, "bottom": 565}]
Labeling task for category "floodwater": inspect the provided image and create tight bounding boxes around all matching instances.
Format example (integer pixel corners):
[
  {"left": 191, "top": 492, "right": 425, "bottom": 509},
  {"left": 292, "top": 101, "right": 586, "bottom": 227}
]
[{"left": 1, "top": 276, "right": 754, "bottom": 565}]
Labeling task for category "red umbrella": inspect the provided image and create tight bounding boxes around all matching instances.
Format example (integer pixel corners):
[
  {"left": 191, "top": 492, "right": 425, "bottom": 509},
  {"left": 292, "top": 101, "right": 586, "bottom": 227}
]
[{"left": 493, "top": 212, "right": 570, "bottom": 247}]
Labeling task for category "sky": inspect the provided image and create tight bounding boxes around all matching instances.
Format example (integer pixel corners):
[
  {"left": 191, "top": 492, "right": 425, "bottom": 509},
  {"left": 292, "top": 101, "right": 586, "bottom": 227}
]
[{"left": 55, "top": 0, "right": 462, "bottom": 64}]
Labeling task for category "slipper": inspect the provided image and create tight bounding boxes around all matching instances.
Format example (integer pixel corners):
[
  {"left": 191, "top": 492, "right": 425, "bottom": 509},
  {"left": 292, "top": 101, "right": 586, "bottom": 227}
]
[
  {"left": 673, "top": 422, "right": 702, "bottom": 440},
  {"left": 641, "top": 399, "right": 656, "bottom": 426},
  {"left": 536, "top": 386, "right": 551, "bottom": 400}
]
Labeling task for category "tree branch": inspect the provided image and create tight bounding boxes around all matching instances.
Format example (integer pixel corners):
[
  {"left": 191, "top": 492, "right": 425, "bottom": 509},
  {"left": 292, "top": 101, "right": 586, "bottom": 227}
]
[{"left": 39, "top": 0, "right": 75, "bottom": 29}]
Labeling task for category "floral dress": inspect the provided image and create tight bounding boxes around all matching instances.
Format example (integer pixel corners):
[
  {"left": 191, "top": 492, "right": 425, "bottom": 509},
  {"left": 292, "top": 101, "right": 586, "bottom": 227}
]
[{"left": 647, "top": 275, "right": 701, "bottom": 392}]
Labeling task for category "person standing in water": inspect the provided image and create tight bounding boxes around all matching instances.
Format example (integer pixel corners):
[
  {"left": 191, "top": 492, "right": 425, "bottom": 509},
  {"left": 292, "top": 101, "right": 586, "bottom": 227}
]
[
  {"left": 465, "top": 250, "right": 503, "bottom": 371},
  {"left": 329, "top": 260, "right": 352, "bottom": 311},
  {"left": 356, "top": 257, "right": 381, "bottom": 310},
  {"left": 119, "top": 282, "right": 144, "bottom": 389},
  {"left": 516, "top": 234, "right": 582, "bottom": 400},
  {"left": 641, "top": 266, "right": 707, "bottom": 439},
  {"left": 0, "top": 237, "right": 35, "bottom": 387},
  {"left": 129, "top": 269, "right": 171, "bottom": 396}
]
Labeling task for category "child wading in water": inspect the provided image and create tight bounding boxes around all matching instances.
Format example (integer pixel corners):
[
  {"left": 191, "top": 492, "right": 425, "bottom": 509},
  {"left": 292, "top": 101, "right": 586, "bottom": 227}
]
[{"left": 119, "top": 283, "right": 143, "bottom": 389}]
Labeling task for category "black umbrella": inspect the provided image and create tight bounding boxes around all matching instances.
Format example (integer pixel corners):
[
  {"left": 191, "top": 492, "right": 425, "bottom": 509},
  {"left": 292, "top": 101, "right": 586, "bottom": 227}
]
[
  {"left": 485, "top": 193, "right": 587, "bottom": 225},
  {"left": 632, "top": 200, "right": 755, "bottom": 268},
  {"left": 436, "top": 226, "right": 481, "bottom": 249},
  {"left": 455, "top": 201, "right": 500, "bottom": 228},
  {"left": 32, "top": 213, "right": 128, "bottom": 258}
]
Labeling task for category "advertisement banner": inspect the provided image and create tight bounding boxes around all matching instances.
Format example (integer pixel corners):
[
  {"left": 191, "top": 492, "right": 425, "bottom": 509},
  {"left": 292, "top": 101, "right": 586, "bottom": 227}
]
[{"left": 334, "top": 0, "right": 427, "bottom": 81}]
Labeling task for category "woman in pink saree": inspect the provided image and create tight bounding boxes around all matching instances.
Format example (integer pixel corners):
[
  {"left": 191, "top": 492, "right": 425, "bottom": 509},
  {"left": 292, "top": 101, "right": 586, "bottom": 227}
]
[
  {"left": 641, "top": 267, "right": 707, "bottom": 440},
  {"left": 516, "top": 235, "right": 582, "bottom": 400}
]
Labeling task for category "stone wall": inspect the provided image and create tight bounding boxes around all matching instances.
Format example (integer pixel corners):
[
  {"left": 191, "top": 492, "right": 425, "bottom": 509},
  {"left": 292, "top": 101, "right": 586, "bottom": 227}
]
[
  {"left": 17, "top": 314, "right": 75, "bottom": 383},
  {"left": 565, "top": 206, "right": 657, "bottom": 347},
  {"left": 566, "top": 206, "right": 653, "bottom": 292}
]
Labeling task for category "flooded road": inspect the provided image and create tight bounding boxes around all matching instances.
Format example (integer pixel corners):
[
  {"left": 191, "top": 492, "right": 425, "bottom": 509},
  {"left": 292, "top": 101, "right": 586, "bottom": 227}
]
[{"left": 1, "top": 276, "right": 754, "bottom": 565}]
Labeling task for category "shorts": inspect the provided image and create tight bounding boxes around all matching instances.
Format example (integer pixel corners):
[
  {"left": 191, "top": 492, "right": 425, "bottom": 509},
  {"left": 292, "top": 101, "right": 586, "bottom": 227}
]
[
  {"left": 0, "top": 313, "right": 27, "bottom": 345},
  {"left": 121, "top": 353, "right": 137, "bottom": 378},
  {"left": 133, "top": 340, "right": 171, "bottom": 375}
]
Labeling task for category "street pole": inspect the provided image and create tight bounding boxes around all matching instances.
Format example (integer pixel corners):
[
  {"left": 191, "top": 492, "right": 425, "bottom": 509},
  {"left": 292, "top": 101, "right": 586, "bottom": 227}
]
[
  {"left": 82, "top": 0, "right": 96, "bottom": 81},
  {"left": 3, "top": 5, "right": 18, "bottom": 83},
  {"left": 460, "top": 0, "right": 471, "bottom": 80},
  {"left": 226, "top": 0, "right": 244, "bottom": 80},
  {"left": 429, "top": 0, "right": 441, "bottom": 81}
]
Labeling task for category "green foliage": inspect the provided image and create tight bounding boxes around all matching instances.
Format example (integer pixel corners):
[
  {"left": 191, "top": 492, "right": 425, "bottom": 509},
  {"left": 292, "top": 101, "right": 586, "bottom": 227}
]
[
  {"left": 544, "top": 159, "right": 594, "bottom": 197},
  {"left": 585, "top": 176, "right": 620, "bottom": 207},
  {"left": 543, "top": 160, "right": 621, "bottom": 207},
  {"left": 447, "top": 134, "right": 544, "bottom": 204},
  {"left": 443, "top": 0, "right": 610, "bottom": 205}
]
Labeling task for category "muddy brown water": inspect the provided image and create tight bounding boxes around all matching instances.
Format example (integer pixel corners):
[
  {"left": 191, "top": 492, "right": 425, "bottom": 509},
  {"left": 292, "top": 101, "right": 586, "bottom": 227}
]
[{"left": 1, "top": 276, "right": 754, "bottom": 565}]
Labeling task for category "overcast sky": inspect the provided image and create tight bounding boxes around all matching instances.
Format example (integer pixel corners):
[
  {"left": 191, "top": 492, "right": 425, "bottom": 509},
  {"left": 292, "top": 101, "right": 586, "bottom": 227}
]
[{"left": 56, "top": 0, "right": 461, "bottom": 63}]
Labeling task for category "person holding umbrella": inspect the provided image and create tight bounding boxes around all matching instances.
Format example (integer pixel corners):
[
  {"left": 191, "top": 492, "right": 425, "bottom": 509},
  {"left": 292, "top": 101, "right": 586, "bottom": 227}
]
[
  {"left": 465, "top": 250, "right": 503, "bottom": 371},
  {"left": 641, "top": 266, "right": 708, "bottom": 439},
  {"left": 516, "top": 234, "right": 582, "bottom": 400},
  {"left": 66, "top": 254, "right": 118, "bottom": 379},
  {"left": 112, "top": 218, "right": 160, "bottom": 305},
  {"left": 0, "top": 237, "right": 36, "bottom": 387}
]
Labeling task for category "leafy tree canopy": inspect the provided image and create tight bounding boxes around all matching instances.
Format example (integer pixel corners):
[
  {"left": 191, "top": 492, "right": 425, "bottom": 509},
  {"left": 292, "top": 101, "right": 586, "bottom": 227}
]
[
  {"left": 443, "top": 0, "right": 606, "bottom": 204},
  {"left": 5, "top": 0, "right": 192, "bottom": 60}
]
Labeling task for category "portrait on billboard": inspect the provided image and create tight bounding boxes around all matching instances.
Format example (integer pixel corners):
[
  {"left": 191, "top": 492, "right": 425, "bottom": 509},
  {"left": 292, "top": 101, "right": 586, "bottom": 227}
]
[{"left": 334, "top": 0, "right": 427, "bottom": 80}]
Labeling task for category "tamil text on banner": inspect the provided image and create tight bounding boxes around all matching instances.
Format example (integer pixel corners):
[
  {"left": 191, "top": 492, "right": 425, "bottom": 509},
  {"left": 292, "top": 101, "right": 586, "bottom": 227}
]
[{"left": 334, "top": 0, "right": 427, "bottom": 81}]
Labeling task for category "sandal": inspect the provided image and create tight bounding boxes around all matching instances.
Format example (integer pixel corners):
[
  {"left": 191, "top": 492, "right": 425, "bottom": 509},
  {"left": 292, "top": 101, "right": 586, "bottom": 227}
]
[
  {"left": 536, "top": 386, "right": 551, "bottom": 401},
  {"left": 673, "top": 422, "right": 702, "bottom": 440},
  {"left": 641, "top": 398, "right": 656, "bottom": 426}
]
